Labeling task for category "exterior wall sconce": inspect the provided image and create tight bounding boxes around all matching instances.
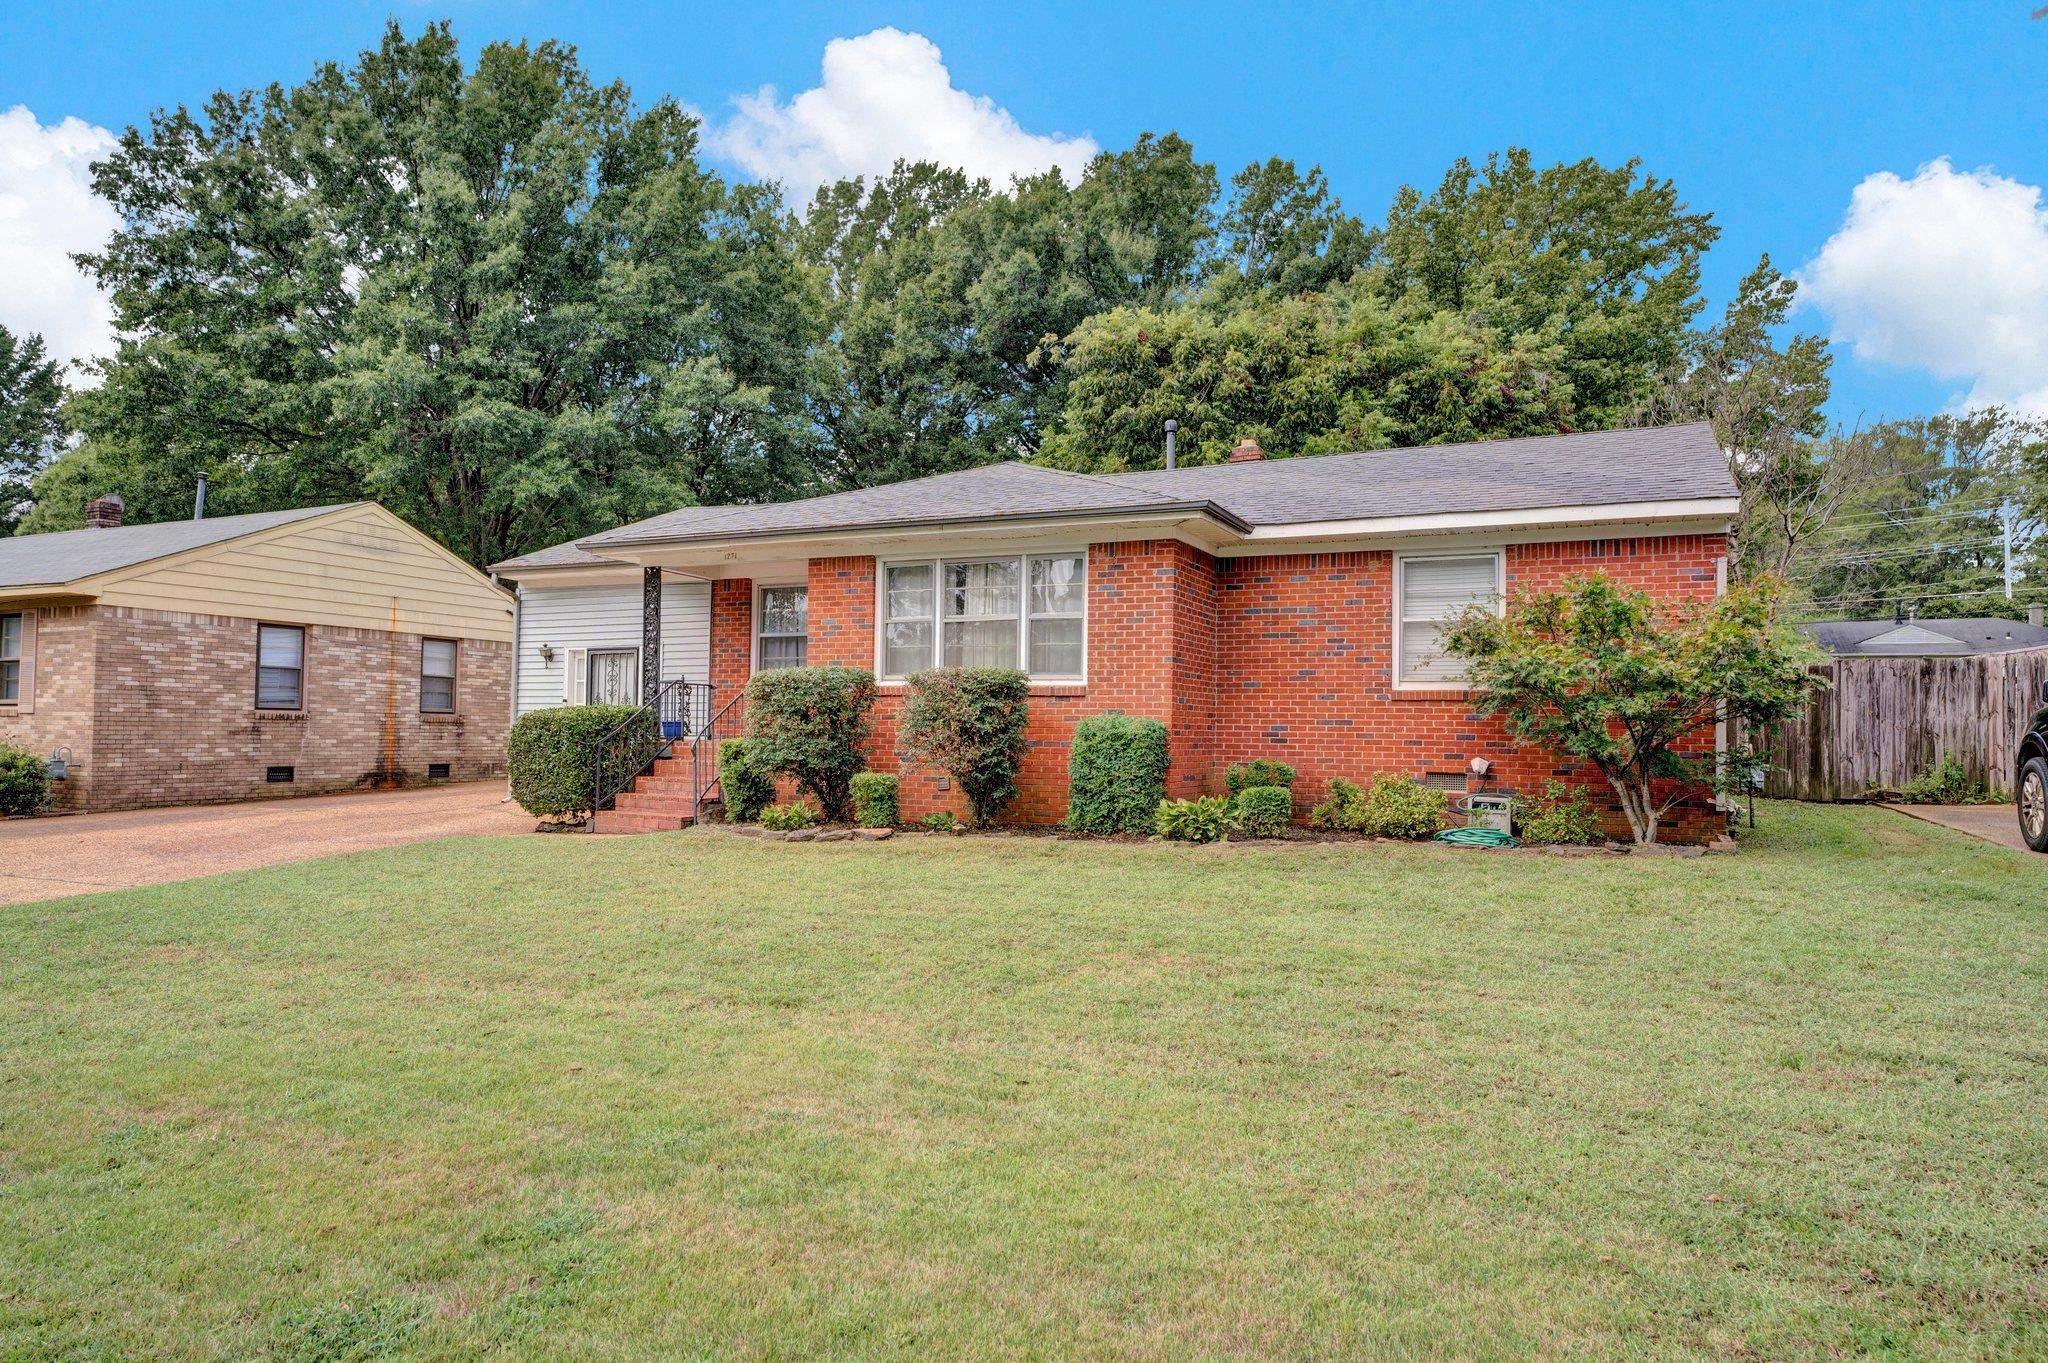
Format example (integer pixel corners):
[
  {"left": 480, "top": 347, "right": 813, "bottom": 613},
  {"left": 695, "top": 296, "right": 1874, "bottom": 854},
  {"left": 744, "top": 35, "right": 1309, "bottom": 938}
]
[
  {"left": 538, "top": 643, "right": 556, "bottom": 664},
  {"left": 47, "top": 746, "right": 72, "bottom": 781}
]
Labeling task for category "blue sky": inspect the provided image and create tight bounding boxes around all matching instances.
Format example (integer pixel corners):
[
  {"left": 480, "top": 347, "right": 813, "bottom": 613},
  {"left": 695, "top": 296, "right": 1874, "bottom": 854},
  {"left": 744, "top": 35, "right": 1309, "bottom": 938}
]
[{"left": 3, "top": 1, "right": 2044, "bottom": 425}]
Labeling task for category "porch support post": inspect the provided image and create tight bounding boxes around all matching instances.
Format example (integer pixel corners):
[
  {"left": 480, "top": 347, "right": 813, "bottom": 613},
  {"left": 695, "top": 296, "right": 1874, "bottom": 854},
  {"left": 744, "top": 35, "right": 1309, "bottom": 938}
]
[{"left": 641, "top": 566, "right": 662, "bottom": 702}]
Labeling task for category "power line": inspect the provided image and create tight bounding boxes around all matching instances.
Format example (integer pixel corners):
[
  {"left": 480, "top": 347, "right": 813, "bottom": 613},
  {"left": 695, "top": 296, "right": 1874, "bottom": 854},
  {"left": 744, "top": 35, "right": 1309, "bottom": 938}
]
[
  {"left": 1797, "top": 535, "right": 2008, "bottom": 567},
  {"left": 1811, "top": 500, "right": 2012, "bottom": 538}
]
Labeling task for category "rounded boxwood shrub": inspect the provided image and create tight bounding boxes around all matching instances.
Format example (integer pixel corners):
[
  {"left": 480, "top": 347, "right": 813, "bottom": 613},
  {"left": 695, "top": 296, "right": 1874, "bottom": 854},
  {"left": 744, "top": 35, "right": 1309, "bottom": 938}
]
[
  {"left": 1067, "top": 711, "right": 1169, "bottom": 834},
  {"left": 850, "top": 771, "right": 900, "bottom": 828},
  {"left": 1155, "top": 795, "right": 1232, "bottom": 843},
  {"left": 0, "top": 742, "right": 52, "bottom": 817},
  {"left": 507, "top": 705, "right": 658, "bottom": 819},
  {"left": 1225, "top": 760, "right": 1296, "bottom": 799},
  {"left": 897, "top": 668, "right": 1030, "bottom": 826},
  {"left": 1308, "top": 777, "right": 1368, "bottom": 831},
  {"left": 1359, "top": 774, "right": 1450, "bottom": 840},
  {"left": 759, "top": 801, "right": 817, "bottom": 832},
  {"left": 1232, "top": 784, "right": 1293, "bottom": 837},
  {"left": 746, "top": 666, "right": 876, "bottom": 822},
  {"left": 717, "top": 737, "right": 774, "bottom": 823}
]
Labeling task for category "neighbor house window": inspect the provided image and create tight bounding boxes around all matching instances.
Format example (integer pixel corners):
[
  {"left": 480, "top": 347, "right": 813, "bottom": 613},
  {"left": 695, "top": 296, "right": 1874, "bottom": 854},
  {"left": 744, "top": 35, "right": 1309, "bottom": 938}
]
[
  {"left": 420, "top": 638, "right": 457, "bottom": 713},
  {"left": 0, "top": 613, "right": 20, "bottom": 702},
  {"left": 256, "top": 624, "right": 305, "bottom": 709},
  {"left": 757, "top": 586, "right": 807, "bottom": 669},
  {"left": 881, "top": 552, "right": 1085, "bottom": 680},
  {"left": 1395, "top": 552, "right": 1502, "bottom": 687}
]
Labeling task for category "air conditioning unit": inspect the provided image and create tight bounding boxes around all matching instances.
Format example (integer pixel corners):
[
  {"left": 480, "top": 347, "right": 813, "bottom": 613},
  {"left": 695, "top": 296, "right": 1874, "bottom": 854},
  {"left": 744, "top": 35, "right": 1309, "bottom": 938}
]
[{"left": 1462, "top": 792, "right": 1514, "bottom": 834}]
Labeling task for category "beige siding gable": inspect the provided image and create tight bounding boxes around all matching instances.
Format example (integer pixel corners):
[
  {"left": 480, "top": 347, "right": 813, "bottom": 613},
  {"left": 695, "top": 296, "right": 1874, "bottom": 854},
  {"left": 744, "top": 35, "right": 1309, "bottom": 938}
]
[{"left": 89, "top": 504, "right": 515, "bottom": 642}]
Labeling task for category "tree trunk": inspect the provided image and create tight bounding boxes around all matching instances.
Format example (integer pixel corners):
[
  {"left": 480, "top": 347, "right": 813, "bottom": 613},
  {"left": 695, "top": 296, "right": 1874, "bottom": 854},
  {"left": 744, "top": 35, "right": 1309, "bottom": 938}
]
[{"left": 1602, "top": 769, "right": 1657, "bottom": 845}]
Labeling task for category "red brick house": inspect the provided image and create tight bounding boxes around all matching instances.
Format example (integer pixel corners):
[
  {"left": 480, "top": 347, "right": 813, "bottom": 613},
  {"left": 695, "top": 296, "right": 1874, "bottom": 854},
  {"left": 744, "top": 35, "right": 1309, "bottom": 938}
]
[
  {"left": 0, "top": 499, "right": 513, "bottom": 813},
  {"left": 495, "top": 423, "right": 1737, "bottom": 840}
]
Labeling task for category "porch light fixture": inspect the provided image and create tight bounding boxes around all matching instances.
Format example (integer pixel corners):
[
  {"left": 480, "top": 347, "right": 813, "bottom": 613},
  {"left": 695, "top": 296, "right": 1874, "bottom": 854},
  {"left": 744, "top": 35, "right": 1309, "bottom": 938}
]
[
  {"left": 538, "top": 643, "right": 556, "bottom": 664},
  {"left": 47, "top": 746, "right": 72, "bottom": 781}
]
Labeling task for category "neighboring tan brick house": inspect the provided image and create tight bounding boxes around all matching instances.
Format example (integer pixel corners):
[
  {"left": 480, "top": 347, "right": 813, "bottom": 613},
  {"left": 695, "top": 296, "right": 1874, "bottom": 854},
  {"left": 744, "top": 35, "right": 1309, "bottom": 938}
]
[
  {"left": 494, "top": 423, "right": 1738, "bottom": 842},
  {"left": 0, "top": 499, "right": 513, "bottom": 813}
]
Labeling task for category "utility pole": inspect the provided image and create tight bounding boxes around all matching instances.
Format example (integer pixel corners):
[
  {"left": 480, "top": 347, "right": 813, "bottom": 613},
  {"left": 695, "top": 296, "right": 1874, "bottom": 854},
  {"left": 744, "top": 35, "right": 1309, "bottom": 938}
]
[{"left": 2005, "top": 499, "right": 2017, "bottom": 601}]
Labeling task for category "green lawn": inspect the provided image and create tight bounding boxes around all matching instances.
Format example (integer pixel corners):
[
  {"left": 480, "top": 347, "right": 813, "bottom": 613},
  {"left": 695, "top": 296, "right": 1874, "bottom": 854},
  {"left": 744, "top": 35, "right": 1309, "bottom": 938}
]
[{"left": 1, "top": 805, "right": 2043, "bottom": 1361}]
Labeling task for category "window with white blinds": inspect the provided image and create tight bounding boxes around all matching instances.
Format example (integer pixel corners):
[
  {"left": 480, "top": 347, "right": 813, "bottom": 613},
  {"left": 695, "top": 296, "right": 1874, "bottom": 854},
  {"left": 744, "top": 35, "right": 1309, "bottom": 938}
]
[
  {"left": 1396, "top": 552, "right": 1501, "bottom": 686},
  {"left": 880, "top": 552, "right": 1085, "bottom": 680}
]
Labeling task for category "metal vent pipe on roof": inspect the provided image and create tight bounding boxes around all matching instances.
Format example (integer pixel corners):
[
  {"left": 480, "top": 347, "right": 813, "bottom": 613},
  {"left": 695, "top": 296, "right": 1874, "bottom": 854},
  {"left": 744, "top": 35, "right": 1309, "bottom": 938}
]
[
  {"left": 1164, "top": 418, "right": 1177, "bottom": 471},
  {"left": 194, "top": 473, "right": 207, "bottom": 521}
]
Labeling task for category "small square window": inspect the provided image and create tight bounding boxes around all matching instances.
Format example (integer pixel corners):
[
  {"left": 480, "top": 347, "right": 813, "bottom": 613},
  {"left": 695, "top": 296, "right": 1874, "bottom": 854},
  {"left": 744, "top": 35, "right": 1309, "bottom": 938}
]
[{"left": 427, "top": 762, "right": 451, "bottom": 780}]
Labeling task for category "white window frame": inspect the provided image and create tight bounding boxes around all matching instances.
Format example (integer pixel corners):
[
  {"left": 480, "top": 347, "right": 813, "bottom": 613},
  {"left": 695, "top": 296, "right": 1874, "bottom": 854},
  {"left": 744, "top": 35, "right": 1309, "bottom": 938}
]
[
  {"left": 1392, "top": 549, "right": 1505, "bottom": 691},
  {"left": 420, "top": 637, "right": 458, "bottom": 714},
  {"left": 753, "top": 582, "right": 809, "bottom": 672},
  {"left": 0, "top": 611, "right": 21, "bottom": 705},
  {"left": 874, "top": 550, "right": 1088, "bottom": 684}
]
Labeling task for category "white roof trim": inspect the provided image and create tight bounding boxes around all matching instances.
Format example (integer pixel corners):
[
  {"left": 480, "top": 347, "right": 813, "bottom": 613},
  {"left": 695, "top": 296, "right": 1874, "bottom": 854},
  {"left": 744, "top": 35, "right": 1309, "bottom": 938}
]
[{"left": 1233, "top": 497, "right": 1741, "bottom": 546}]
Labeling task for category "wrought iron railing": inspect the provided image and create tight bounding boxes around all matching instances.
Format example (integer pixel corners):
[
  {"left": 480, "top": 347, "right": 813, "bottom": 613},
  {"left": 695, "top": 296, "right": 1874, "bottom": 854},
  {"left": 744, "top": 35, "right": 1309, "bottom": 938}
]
[
  {"left": 588, "top": 679, "right": 715, "bottom": 830},
  {"left": 689, "top": 688, "right": 748, "bottom": 815}
]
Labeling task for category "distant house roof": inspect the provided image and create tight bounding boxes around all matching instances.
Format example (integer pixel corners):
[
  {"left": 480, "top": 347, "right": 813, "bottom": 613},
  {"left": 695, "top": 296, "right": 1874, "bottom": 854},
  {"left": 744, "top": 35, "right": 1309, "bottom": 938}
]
[
  {"left": 488, "top": 539, "right": 629, "bottom": 573},
  {"left": 0, "top": 504, "right": 353, "bottom": 590},
  {"left": 1798, "top": 618, "right": 2048, "bottom": 657},
  {"left": 562, "top": 422, "right": 1735, "bottom": 559}
]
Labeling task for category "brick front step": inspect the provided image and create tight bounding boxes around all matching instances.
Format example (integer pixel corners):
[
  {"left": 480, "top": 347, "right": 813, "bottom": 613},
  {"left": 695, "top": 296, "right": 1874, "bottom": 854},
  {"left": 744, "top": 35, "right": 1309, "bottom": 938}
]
[
  {"left": 613, "top": 791, "right": 698, "bottom": 816},
  {"left": 593, "top": 808, "right": 690, "bottom": 834},
  {"left": 628, "top": 775, "right": 698, "bottom": 797}
]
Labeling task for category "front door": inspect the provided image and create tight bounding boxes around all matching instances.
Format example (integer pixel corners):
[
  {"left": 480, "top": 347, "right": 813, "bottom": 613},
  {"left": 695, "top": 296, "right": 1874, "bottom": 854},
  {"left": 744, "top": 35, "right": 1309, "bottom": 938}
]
[{"left": 587, "top": 649, "right": 639, "bottom": 706}]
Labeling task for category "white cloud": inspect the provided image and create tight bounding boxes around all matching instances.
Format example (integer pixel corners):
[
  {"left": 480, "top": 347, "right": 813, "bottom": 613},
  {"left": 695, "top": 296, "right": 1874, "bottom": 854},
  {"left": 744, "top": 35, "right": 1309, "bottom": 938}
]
[
  {"left": 0, "top": 106, "right": 120, "bottom": 375},
  {"left": 707, "top": 28, "right": 1098, "bottom": 207},
  {"left": 1801, "top": 158, "right": 2048, "bottom": 415}
]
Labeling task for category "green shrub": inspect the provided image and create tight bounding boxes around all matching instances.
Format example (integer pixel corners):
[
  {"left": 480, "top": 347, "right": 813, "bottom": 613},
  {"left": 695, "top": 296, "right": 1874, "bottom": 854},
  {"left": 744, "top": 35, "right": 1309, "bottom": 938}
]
[
  {"left": 850, "top": 771, "right": 900, "bottom": 828},
  {"left": 717, "top": 737, "right": 774, "bottom": 823},
  {"left": 1359, "top": 774, "right": 1450, "bottom": 839},
  {"left": 1067, "top": 711, "right": 1170, "bottom": 833},
  {"left": 897, "top": 668, "right": 1029, "bottom": 826},
  {"left": 1901, "top": 753, "right": 1993, "bottom": 804},
  {"left": 506, "top": 705, "right": 658, "bottom": 819},
  {"left": 759, "top": 801, "right": 817, "bottom": 831},
  {"left": 1308, "top": 777, "right": 1368, "bottom": 831},
  {"left": 917, "top": 810, "right": 963, "bottom": 832},
  {"left": 1224, "top": 760, "right": 1296, "bottom": 799},
  {"left": 0, "top": 742, "right": 51, "bottom": 817},
  {"left": 746, "top": 666, "right": 876, "bottom": 822},
  {"left": 1155, "top": 795, "right": 1232, "bottom": 843},
  {"left": 1516, "top": 780, "right": 1605, "bottom": 845},
  {"left": 1232, "top": 784, "right": 1293, "bottom": 837}
]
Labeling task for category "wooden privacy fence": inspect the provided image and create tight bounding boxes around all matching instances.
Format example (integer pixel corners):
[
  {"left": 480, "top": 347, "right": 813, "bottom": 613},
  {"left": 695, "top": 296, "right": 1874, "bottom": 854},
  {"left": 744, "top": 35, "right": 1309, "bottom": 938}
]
[{"left": 1758, "top": 646, "right": 2048, "bottom": 801}]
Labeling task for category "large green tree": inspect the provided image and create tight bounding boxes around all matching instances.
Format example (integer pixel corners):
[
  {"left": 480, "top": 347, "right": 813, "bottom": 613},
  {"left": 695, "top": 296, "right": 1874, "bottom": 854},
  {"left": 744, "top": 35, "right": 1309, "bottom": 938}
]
[
  {"left": 796, "top": 134, "right": 1219, "bottom": 488},
  {"left": 46, "top": 22, "right": 817, "bottom": 563},
  {"left": 0, "top": 325, "right": 66, "bottom": 534},
  {"left": 1040, "top": 281, "right": 1571, "bottom": 471},
  {"left": 1790, "top": 411, "right": 2043, "bottom": 620}
]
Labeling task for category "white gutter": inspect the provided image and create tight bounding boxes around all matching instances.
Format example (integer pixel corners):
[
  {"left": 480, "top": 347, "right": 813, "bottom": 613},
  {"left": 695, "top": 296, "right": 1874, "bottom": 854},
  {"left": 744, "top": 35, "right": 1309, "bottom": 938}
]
[{"left": 1231, "top": 497, "right": 1742, "bottom": 546}]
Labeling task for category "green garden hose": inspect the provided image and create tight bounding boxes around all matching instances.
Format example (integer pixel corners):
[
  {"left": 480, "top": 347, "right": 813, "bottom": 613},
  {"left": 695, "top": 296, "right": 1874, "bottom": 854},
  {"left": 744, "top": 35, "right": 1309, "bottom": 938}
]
[{"left": 1433, "top": 826, "right": 1518, "bottom": 849}]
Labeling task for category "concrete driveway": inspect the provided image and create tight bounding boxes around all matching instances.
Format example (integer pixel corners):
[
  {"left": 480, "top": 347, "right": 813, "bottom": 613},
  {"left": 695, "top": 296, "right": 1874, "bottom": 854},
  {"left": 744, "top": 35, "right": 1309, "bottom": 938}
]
[
  {"left": 0, "top": 782, "right": 533, "bottom": 906},
  {"left": 1884, "top": 802, "right": 2030, "bottom": 854}
]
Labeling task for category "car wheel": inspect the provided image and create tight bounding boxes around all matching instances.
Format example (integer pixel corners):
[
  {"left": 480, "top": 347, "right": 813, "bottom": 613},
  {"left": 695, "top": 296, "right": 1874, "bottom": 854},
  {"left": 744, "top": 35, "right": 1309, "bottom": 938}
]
[{"left": 2020, "top": 756, "right": 2048, "bottom": 854}]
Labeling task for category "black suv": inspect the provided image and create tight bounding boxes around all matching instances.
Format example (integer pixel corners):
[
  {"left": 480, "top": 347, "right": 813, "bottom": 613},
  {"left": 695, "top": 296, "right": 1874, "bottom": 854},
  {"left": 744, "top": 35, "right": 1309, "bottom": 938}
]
[{"left": 2021, "top": 680, "right": 2048, "bottom": 853}]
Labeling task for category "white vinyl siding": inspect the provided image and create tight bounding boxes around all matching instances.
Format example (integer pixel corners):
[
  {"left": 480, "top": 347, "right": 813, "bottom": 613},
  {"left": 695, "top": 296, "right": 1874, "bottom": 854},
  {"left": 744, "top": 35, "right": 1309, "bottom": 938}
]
[
  {"left": 1395, "top": 552, "right": 1502, "bottom": 687},
  {"left": 512, "top": 577, "right": 710, "bottom": 717}
]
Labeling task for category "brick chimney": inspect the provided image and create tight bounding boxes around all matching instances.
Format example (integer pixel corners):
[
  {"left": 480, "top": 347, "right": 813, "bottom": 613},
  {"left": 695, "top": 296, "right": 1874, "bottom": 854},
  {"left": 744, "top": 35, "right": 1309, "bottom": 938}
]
[
  {"left": 84, "top": 494, "right": 124, "bottom": 529},
  {"left": 1226, "top": 437, "right": 1267, "bottom": 463}
]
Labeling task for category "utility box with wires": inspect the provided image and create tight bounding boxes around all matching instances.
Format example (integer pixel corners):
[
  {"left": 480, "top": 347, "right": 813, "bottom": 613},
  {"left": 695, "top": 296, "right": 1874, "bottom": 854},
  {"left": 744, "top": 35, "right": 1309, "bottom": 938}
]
[{"left": 1460, "top": 792, "right": 1514, "bottom": 835}]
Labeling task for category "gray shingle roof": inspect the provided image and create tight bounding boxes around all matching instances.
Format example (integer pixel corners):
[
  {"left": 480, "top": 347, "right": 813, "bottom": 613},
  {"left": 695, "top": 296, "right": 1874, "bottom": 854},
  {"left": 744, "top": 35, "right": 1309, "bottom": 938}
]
[
  {"left": 489, "top": 539, "right": 629, "bottom": 573},
  {"left": 1103, "top": 422, "right": 1735, "bottom": 525},
  {"left": 1799, "top": 618, "right": 2048, "bottom": 656},
  {"left": 583, "top": 461, "right": 1227, "bottom": 550},
  {"left": 0, "top": 504, "right": 353, "bottom": 590},
  {"left": 575, "top": 423, "right": 1733, "bottom": 554}
]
